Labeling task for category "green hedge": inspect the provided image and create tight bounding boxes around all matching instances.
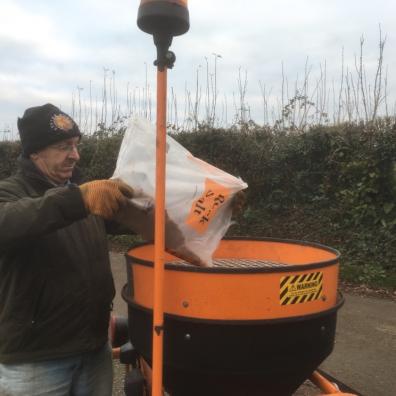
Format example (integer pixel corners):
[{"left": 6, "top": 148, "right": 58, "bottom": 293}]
[
  {"left": 1, "top": 121, "right": 395, "bottom": 288},
  {"left": 0, "top": 141, "right": 21, "bottom": 180},
  {"left": 175, "top": 121, "right": 396, "bottom": 287}
]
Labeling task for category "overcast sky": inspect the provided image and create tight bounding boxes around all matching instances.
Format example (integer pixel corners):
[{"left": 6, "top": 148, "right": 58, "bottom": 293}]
[{"left": 1, "top": 0, "right": 395, "bottom": 138}]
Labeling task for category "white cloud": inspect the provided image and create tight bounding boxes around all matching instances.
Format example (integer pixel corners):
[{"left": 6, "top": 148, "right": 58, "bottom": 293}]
[
  {"left": 1, "top": 0, "right": 396, "bottom": 133},
  {"left": 0, "top": 1, "right": 77, "bottom": 63}
]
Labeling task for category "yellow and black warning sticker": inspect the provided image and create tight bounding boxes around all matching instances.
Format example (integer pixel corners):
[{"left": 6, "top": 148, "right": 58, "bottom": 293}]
[{"left": 280, "top": 272, "right": 323, "bottom": 305}]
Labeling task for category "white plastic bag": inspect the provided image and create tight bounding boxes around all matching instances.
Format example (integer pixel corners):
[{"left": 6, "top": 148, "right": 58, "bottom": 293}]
[{"left": 112, "top": 117, "right": 248, "bottom": 266}]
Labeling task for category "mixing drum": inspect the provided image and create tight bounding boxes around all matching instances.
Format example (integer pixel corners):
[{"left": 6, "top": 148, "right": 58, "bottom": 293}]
[{"left": 122, "top": 237, "right": 343, "bottom": 396}]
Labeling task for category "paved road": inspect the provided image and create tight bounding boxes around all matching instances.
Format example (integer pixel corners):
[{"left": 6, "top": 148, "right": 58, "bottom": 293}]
[{"left": 110, "top": 252, "right": 396, "bottom": 396}]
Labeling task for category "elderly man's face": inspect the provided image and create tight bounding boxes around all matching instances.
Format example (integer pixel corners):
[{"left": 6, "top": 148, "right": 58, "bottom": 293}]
[{"left": 30, "top": 136, "right": 80, "bottom": 184}]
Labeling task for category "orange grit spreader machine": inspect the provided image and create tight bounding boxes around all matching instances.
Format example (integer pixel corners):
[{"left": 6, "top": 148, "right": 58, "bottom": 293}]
[
  {"left": 109, "top": 2, "right": 361, "bottom": 395},
  {"left": 111, "top": 237, "right": 361, "bottom": 395}
]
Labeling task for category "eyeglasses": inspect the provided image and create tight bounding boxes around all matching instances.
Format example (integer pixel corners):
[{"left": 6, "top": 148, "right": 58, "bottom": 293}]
[{"left": 49, "top": 142, "right": 82, "bottom": 153}]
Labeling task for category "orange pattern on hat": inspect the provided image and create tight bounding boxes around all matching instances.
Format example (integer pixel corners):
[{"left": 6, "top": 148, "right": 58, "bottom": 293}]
[{"left": 51, "top": 114, "right": 74, "bottom": 131}]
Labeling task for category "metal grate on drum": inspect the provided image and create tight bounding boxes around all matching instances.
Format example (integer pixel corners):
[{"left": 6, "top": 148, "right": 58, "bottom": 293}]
[{"left": 168, "top": 258, "right": 288, "bottom": 269}]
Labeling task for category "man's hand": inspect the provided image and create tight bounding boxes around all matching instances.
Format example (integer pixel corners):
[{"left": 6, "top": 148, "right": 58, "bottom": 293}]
[
  {"left": 79, "top": 179, "right": 134, "bottom": 219},
  {"left": 231, "top": 190, "right": 246, "bottom": 216}
]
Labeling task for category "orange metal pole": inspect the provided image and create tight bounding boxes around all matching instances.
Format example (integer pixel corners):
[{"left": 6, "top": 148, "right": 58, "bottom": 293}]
[
  {"left": 310, "top": 370, "right": 340, "bottom": 394},
  {"left": 112, "top": 347, "right": 121, "bottom": 360},
  {"left": 152, "top": 66, "right": 168, "bottom": 396}
]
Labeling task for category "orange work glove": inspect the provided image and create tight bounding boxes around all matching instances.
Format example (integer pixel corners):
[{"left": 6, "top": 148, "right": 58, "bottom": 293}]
[{"left": 79, "top": 179, "right": 134, "bottom": 219}]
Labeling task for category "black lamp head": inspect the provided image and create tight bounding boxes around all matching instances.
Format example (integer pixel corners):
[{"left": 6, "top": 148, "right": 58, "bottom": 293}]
[{"left": 137, "top": 0, "right": 190, "bottom": 38}]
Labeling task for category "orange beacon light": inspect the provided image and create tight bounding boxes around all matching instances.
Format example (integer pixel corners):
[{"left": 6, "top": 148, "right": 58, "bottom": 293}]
[{"left": 138, "top": 0, "right": 189, "bottom": 37}]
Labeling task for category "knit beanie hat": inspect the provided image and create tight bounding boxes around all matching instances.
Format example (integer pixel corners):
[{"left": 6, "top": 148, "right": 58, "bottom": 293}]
[{"left": 18, "top": 103, "right": 81, "bottom": 157}]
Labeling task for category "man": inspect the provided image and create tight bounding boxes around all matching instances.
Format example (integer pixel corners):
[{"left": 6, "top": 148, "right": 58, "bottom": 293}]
[{"left": 0, "top": 103, "right": 134, "bottom": 396}]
